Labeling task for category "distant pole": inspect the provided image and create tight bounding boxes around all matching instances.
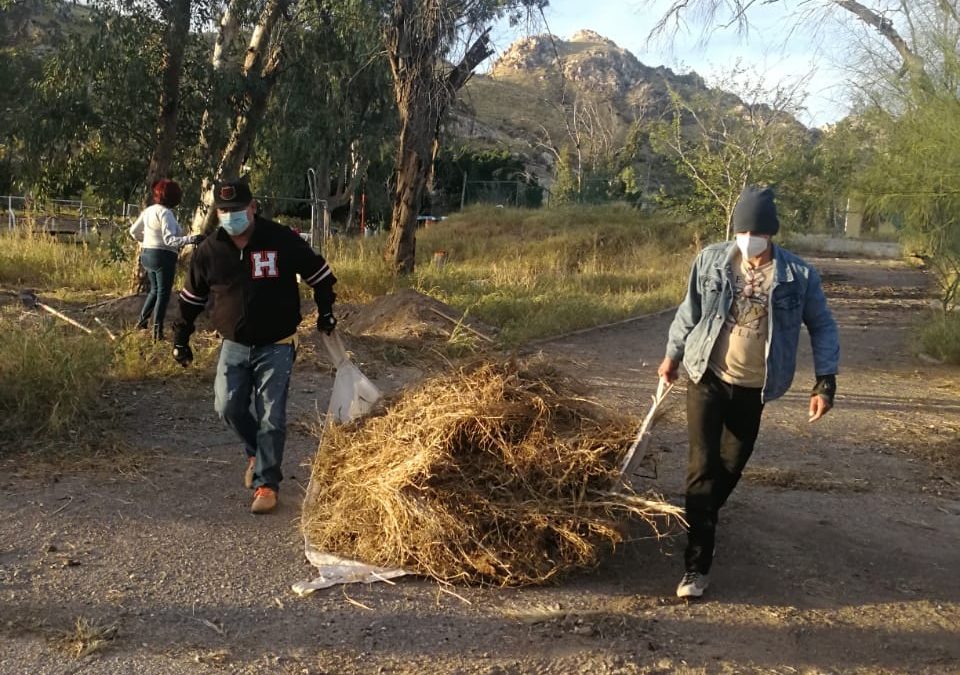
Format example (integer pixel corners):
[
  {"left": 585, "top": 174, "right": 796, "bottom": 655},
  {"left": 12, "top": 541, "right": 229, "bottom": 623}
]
[
  {"left": 359, "top": 192, "right": 366, "bottom": 236},
  {"left": 460, "top": 171, "right": 467, "bottom": 211}
]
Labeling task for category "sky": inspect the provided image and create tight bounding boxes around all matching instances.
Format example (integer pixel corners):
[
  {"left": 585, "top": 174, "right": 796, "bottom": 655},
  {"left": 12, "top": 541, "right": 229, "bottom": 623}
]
[{"left": 487, "top": 0, "right": 858, "bottom": 128}]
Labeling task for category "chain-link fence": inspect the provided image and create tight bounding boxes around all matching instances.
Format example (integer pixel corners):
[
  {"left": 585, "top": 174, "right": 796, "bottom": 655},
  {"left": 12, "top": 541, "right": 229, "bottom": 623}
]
[{"left": 460, "top": 180, "right": 545, "bottom": 209}]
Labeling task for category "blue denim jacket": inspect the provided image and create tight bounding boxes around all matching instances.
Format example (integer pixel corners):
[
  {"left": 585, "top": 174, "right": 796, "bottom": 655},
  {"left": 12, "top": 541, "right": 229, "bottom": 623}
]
[{"left": 665, "top": 242, "right": 839, "bottom": 402}]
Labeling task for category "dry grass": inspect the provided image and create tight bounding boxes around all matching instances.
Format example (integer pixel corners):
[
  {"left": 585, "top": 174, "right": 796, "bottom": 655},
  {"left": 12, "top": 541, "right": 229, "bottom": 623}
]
[
  {"left": 743, "top": 467, "right": 871, "bottom": 493},
  {"left": 303, "top": 357, "right": 682, "bottom": 586},
  {"left": 52, "top": 617, "right": 117, "bottom": 659}
]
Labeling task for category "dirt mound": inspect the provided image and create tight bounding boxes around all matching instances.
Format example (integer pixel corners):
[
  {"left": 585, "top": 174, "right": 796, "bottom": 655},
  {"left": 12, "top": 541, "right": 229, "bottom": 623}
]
[{"left": 342, "top": 288, "right": 497, "bottom": 342}]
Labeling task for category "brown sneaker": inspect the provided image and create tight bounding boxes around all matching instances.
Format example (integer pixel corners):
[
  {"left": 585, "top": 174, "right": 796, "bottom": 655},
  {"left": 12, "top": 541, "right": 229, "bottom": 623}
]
[
  {"left": 251, "top": 486, "right": 277, "bottom": 514},
  {"left": 243, "top": 456, "right": 255, "bottom": 489}
]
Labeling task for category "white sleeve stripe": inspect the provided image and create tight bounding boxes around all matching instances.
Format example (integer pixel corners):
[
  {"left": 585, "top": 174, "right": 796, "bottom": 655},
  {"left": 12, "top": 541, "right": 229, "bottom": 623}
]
[
  {"left": 180, "top": 288, "right": 205, "bottom": 302},
  {"left": 179, "top": 292, "right": 206, "bottom": 307},
  {"left": 305, "top": 267, "right": 332, "bottom": 285}
]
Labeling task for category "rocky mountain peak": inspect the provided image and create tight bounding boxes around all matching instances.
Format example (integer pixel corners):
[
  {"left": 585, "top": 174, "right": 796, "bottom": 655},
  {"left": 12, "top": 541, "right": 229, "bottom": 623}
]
[{"left": 569, "top": 29, "right": 619, "bottom": 47}]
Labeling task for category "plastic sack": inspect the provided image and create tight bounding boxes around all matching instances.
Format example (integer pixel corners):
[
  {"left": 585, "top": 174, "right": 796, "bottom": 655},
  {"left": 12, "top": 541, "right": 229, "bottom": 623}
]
[
  {"left": 321, "top": 331, "right": 383, "bottom": 423},
  {"left": 294, "top": 331, "right": 407, "bottom": 595}
]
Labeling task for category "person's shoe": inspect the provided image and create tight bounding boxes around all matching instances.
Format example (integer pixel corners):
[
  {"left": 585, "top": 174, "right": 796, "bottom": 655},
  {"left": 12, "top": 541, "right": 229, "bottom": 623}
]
[
  {"left": 243, "top": 456, "right": 255, "bottom": 489},
  {"left": 676, "top": 571, "right": 709, "bottom": 599},
  {"left": 135, "top": 317, "right": 149, "bottom": 330},
  {"left": 152, "top": 323, "right": 164, "bottom": 341},
  {"left": 251, "top": 487, "right": 277, "bottom": 514}
]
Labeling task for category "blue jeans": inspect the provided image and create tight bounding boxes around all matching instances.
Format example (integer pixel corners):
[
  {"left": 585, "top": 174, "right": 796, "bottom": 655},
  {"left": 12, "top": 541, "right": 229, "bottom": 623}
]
[
  {"left": 214, "top": 340, "right": 296, "bottom": 491},
  {"left": 138, "top": 248, "right": 178, "bottom": 328}
]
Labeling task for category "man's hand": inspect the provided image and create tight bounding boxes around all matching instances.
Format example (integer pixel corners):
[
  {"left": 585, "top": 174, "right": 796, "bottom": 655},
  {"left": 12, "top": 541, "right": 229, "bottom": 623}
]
[
  {"left": 657, "top": 356, "right": 679, "bottom": 383},
  {"left": 173, "top": 343, "right": 194, "bottom": 367},
  {"left": 317, "top": 312, "right": 337, "bottom": 335},
  {"left": 808, "top": 394, "right": 832, "bottom": 422},
  {"left": 187, "top": 234, "right": 205, "bottom": 246}
]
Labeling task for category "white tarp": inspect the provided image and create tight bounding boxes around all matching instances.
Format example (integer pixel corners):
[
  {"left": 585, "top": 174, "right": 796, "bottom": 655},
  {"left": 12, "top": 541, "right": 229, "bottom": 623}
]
[{"left": 293, "top": 332, "right": 409, "bottom": 597}]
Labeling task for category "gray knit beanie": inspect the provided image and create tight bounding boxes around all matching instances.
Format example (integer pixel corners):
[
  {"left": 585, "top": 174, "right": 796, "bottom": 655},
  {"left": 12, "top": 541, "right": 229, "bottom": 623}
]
[{"left": 732, "top": 186, "right": 779, "bottom": 236}]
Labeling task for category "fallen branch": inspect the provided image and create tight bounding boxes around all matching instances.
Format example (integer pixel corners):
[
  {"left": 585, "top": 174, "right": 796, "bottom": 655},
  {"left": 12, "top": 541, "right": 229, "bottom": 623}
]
[
  {"left": 81, "top": 293, "right": 140, "bottom": 311},
  {"left": 427, "top": 306, "right": 495, "bottom": 343}
]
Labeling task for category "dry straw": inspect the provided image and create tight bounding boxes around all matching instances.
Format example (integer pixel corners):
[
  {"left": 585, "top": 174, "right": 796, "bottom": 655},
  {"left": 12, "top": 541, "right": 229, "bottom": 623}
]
[{"left": 302, "top": 357, "right": 681, "bottom": 586}]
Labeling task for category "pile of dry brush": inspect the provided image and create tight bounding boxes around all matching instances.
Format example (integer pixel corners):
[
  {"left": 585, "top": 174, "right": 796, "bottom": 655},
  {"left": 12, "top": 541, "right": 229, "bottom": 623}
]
[{"left": 302, "top": 358, "right": 680, "bottom": 586}]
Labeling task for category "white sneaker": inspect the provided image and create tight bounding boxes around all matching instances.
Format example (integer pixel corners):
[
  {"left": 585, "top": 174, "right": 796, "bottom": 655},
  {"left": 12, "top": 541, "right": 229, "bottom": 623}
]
[{"left": 676, "top": 571, "right": 709, "bottom": 598}]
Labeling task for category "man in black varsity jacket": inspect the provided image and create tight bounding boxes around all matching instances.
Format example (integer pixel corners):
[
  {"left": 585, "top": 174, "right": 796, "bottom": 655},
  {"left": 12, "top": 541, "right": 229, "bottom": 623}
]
[{"left": 172, "top": 180, "right": 337, "bottom": 514}]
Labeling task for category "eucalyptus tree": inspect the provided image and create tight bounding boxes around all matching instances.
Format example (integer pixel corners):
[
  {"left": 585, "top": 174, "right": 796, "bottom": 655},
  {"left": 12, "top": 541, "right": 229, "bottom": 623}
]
[
  {"left": 382, "top": 0, "right": 548, "bottom": 274},
  {"left": 190, "top": 0, "right": 300, "bottom": 232},
  {"left": 251, "top": 0, "right": 397, "bottom": 227}
]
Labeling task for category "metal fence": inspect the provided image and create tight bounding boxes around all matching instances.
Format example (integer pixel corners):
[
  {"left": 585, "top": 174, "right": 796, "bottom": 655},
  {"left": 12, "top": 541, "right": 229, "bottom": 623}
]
[{"left": 1, "top": 195, "right": 140, "bottom": 236}]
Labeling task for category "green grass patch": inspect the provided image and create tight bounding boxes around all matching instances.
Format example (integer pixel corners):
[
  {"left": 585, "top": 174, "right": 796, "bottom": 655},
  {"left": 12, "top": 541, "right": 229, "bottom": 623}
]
[
  {"left": 0, "top": 307, "right": 218, "bottom": 455},
  {"left": 326, "top": 204, "right": 692, "bottom": 344},
  {"left": 0, "top": 230, "right": 129, "bottom": 295},
  {"left": 919, "top": 311, "right": 960, "bottom": 364},
  {"left": 0, "top": 309, "right": 113, "bottom": 450}
]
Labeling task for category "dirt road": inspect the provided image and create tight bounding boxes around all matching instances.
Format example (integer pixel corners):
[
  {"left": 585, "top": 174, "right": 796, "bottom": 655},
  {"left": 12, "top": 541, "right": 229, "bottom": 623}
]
[{"left": 2, "top": 257, "right": 958, "bottom": 674}]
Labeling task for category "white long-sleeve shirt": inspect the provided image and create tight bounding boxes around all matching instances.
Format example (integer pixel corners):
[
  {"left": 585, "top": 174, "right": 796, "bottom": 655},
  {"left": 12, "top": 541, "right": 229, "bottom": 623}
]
[{"left": 129, "top": 204, "right": 191, "bottom": 252}]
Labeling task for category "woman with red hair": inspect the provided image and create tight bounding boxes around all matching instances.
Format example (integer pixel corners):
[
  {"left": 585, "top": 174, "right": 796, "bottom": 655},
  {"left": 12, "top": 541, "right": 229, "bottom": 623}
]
[{"left": 129, "top": 179, "right": 203, "bottom": 340}]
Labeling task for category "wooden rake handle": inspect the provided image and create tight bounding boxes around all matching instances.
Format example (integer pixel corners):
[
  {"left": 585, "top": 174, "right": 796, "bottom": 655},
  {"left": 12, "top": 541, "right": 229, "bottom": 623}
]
[{"left": 616, "top": 378, "right": 674, "bottom": 484}]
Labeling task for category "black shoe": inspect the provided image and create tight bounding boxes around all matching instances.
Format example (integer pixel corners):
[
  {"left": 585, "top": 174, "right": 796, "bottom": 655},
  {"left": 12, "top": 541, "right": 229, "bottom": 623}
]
[
  {"left": 136, "top": 318, "right": 149, "bottom": 330},
  {"left": 152, "top": 324, "right": 164, "bottom": 341}
]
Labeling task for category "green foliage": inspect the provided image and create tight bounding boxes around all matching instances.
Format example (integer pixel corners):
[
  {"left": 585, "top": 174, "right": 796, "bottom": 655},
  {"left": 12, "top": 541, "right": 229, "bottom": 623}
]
[
  {"left": 432, "top": 146, "right": 541, "bottom": 209},
  {"left": 251, "top": 0, "right": 396, "bottom": 212},
  {"left": 550, "top": 149, "right": 580, "bottom": 206},
  {"left": 850, "top": 3, "right": 960, "bottom": 311},
  {"left": 918, "top": 311, "right": 960, "bottom": 364},
  {"left": 859, "top": 95, "right": 960, "bottom": 310},
  {"left": 649, "top": 70, "right": 812, "bottom": 240}
]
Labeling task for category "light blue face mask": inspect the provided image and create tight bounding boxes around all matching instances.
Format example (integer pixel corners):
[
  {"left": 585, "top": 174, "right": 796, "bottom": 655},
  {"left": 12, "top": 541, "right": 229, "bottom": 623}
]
[{"left": 219, "top": 210, "right": 250, "bottom": 235}]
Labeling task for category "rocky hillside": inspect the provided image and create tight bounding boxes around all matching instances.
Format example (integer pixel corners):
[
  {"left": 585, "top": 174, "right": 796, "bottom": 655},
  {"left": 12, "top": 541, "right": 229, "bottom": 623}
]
[{"left": 453, "top": 29, "right": 788, "bottom": 186}]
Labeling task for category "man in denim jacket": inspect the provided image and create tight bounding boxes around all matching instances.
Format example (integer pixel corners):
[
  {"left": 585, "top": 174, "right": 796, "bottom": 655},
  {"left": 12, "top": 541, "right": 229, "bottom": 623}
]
[{"left": 658, "top": 186, "right": 839, "bottom": 599}]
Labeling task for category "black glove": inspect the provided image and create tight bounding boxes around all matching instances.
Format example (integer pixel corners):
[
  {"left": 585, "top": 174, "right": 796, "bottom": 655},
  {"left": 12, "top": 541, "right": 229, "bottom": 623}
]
[
  {"left": 187, "top": 234, "right": 205, "bottom": 246},
  {"left": 173, "top": 342, "right": 194, "bottom": 367},
  {"left": 811, "top": 374, "right": 837, "bottom": 406},
  {"left": 317, "top": 312, "right": 337, "bottom": 335}
]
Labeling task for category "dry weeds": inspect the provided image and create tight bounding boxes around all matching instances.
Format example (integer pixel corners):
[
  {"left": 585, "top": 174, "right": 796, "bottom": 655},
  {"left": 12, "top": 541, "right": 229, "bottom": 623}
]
[
  {"left": 302, "top": 357, "right": 681, "bottom": 586},
  {"left": 51, "top": 617, "right": 117, "bottom": 659}
]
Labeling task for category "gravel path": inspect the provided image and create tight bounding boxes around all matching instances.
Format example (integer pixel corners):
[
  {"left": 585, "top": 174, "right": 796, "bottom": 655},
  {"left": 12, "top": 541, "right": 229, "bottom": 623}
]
[{"left": 1, "top": 256, "right": 958, "bottom": 674}]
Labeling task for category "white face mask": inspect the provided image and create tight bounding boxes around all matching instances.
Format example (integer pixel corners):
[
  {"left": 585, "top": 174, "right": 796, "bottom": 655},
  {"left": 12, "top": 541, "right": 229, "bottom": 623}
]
[{"left": 736, "top": 233, "right": 769, "bottom": 259}]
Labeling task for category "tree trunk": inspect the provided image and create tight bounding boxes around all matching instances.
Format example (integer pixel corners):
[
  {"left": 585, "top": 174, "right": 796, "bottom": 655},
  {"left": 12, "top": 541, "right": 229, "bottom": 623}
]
[
  {"left": 384, "top": 22, "right": 493, "bottom": 274},
  {"left": 144, "top": 0, "right": 191, "bottom": 193},
  {"left": 385, "top": 89, "right": 433, "bottom": 274},
  {"left": 132, "top": 0, "right": 191, "bottom": 294},
  {"left": 192, "top": 0, "right": 292, "bottom": 234},
  {"left": 190, "top": 0, "right": 240, "bottom": 234}
]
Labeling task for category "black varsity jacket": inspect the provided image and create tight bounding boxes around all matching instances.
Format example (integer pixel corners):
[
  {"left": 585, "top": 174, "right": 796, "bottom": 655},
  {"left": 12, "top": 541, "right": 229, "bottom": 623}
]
[{"left": 174, "top": 217, "right": 336, "bottom": 346}]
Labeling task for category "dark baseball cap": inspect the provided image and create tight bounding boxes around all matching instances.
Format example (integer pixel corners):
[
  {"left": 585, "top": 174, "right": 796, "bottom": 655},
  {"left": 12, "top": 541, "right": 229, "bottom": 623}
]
[{"left": 213, "top": 180, "right": 253, "bottom": 210}]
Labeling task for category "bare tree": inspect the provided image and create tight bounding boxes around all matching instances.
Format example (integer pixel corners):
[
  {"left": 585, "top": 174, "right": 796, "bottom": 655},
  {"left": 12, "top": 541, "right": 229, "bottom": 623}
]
[
  {"left": 650, "top": 66, "right": 810, "bottom": 238},
  {"left": 647, "top": 1, "right": 930, "bottom": 86}
]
